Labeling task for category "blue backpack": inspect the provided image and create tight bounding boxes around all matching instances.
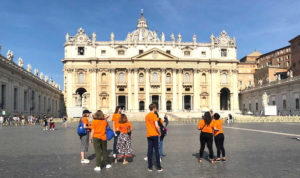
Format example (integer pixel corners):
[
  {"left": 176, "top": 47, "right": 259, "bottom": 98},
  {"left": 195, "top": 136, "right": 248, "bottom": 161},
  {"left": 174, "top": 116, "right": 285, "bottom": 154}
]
[
  {"left": 106, "top": 122, "right": 114, "bottom": 141},
  {"left": 77, "top": 122, "right": 87, "bottom": 136}
]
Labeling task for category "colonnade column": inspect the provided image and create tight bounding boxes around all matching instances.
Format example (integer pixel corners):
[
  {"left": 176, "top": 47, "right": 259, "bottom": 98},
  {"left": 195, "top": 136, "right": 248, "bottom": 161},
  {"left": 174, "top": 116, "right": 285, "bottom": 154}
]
[
  {"left": 90, "top": 68, "right": 97, "bottom": 112},
  {"left": 232, "top": 69, "right": 239, "bottom": 111},
  {"left": 172, "top": 69, "right": 177, "bottom": 111},
  {"left": 178, "top": 69, "right": 183, "bottom": 111},
  {"left": 110, "top": 69, "right": 116, "bottom": 111},
  {"left": 66, "top": 69, "right": 73, "bottom": 108},
  {"left": 134, "top": 69, "right": 139, "bottom": 112},
  {"left": 145, "top": 68, "right": 150, "bottom": 110},
  {"left": 161, "top": 69, "right": 166, "bottom": 112},
  {"left": 193, "top": 69, "right": 199, "bottom": 111},
  {"left": 210, "top": 68, "right": 218, "bottom": 111},
  {"left": 127, "top": 69, "right": 132, "bottom": 111}
]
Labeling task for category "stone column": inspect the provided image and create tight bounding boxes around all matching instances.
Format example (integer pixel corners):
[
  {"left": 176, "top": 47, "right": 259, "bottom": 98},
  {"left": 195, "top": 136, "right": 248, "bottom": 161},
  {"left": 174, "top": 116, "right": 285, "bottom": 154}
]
[
  {"left": 134, "top": 69, "right": 138, "bottom": 111},
  {"left": 145, "top": 68, "right": 150, "bottom": 110},
  {"left": 178, "top": 69, "right": 183, "bottom": 111},
  {"left": 210, "top": 68, "right": 218, "bottom": 111},
  {"left": 110, "top": 69, "right": 116, "bottom": 111},
  {"left": 161, "top": 69, "right": 166, "bottom": 112},
  {"left": 232, "top": 69, "right": 239, "bottom": 111},
  {"left": 172, "top": 69, "right": 177, "bottom": 111},
  {"left": 66, "top": 69, "right": 73, "bottom": 108},
  {"left": 193, "top": 69, "right": 199, "bottom": 111},
  {"left": 127, "top": 69, "right": 132, "bottom": 111},
  {"left": 90, "top": 68, "right": 98, "bottom": 112}
]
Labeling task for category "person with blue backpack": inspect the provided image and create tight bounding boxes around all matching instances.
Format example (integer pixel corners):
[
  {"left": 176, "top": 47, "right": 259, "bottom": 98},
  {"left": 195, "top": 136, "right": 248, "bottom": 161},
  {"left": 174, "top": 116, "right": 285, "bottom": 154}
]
[{"left": 78, "top": 110, "right": 91, "bottom": 164}]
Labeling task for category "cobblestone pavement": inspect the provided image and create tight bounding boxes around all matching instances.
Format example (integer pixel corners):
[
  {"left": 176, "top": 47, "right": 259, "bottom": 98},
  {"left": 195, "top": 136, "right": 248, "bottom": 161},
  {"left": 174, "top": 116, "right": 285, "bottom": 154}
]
[{"left": 0, "top": 122, "right": 300, "bottom": 178}]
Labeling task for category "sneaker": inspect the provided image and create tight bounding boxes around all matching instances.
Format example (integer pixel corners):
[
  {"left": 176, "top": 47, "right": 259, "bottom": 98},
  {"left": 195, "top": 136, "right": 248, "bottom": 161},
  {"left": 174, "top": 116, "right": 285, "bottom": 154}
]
[
  {"left": 113, "top": 154, "right": 116, "bottom": 158},
  {"left": 81, "top": 159, "right": 90, "bottom": 164},
  {"left": 94, "top": 167, "right": 101, "bottom": 171},
  {"left": 157, "top": 168, "right": 164, "bottom": 172},
  {"left": 148, "top": 168, "right": 153, "bottom": 172},
  {"left": 160, "top": 158, "right": 162, "bottom": 162},
  {"left": 144, "top": 157, "right": 148, "bottom": 161},
  {"left": 106, "top": 164, "right": 112, "bottom": 169}
]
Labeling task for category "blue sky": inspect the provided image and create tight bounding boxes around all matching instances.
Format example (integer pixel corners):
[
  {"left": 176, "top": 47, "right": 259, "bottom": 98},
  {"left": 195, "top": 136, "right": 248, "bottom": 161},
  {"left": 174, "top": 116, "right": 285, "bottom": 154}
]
[{"left": 0, "top": 0, "right": 299, "bottom": 88}]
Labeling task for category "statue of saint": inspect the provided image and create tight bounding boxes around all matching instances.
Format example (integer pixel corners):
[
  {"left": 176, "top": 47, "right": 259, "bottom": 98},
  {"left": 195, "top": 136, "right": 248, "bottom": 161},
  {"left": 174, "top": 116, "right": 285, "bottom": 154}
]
[
  {"left": 193, "top": 34, "right": 197, "bottom": 43},
  {"left": 27, "top": 64, "right": 32, "bottom": 72},
  {"left": 7, "top": 50, "right": 13, "bottom": 61},
  {"left": 161, "top": 32, "right": 165, "bottom": 42},
  {"left": 177, "top": 33, "right": 182, "bottom": 43},
  {"left": 34, "top": 69, "right": 39, "bottom": 76},
  {"left": 18, "top": 57, "right": 24, "bottom": 67},
  {"left": 92, "top": 32, "right": 96, "bottom": 43},
  {"left": 210, "top": 34, "right": 214, "bottom": 44},
  {"left": 262, "top": 92, "right": 269, "bottom": 107},
  {"left": 171, "top": 33, "right": 175, "bottom": 42},
  {"left": 110, "top": 32, "right": 114, "bottom": 42},
  {"left": 126, "top": 33, "right": 131, "bottom": 42},
  {"left": 65, "top": 33, "right": 69, "bottom": 41},
  {"left": 40, "top": 72, "right": 44, "bottom": 80},
  {"left": 153, "top": 31, "right": 158, "bottom": 42},
  {"left": 45, "top": 76, "right": 49, "bottom": 82}
]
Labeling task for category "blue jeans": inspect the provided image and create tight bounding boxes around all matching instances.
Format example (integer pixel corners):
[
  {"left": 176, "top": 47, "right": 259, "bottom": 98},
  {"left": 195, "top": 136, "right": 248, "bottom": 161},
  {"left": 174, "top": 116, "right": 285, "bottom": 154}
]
[
  {"left": 113, "top": 131, "right": 120, "bottom": 154},
  {"left": 147, "top": 136, "right": 161, "bottom": 169},
  {"left": 159, "top": 139, "right": 163, "bottom": 157}
]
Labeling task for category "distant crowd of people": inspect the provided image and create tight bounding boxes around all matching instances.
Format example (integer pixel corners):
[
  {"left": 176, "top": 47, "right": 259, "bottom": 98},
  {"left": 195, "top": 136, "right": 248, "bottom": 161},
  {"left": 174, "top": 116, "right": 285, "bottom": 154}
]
[{"left": 77, "top": 103, "right": 226, "bottom": 172}]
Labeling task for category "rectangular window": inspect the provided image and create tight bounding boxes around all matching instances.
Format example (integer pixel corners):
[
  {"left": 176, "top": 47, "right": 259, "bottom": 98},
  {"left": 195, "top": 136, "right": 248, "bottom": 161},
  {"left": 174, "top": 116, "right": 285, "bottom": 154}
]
[
  {"left": 283, "top": 100, "right": 286, "bottom": 109},
  {"left": 239, "top": 81, "right": 242, "bottom": 86},
  {"left": 101, "top": 50, "right": 106, "bottom": 55},
  {"left": 221, "top": 49, "right": 227, "bottom": 57},
  {"left": 296, "top": 98, "right": 299, "bottom": 109},
  {"left": 139, "top": 88, "right": 144, "bottom": 92},
  {"left": 249, "top": 104, "right": 252, "bottom": 111},
  {"left": 166, "top": 50, "right": 171, "bottom": 54},
  {"left": 78, "top": 47, "right": 84, "bottom": 55},
  {"left": 185, "top": 88, "right": 190, "bottom": 91},
  {"left": 14, "top": 88, "right": 18, "bottom": 110},
  {"left": 201, "top": 51, "right": 206, "bottom": 56},
  {"left": 184, "top": 51, "right": 191, "bottom": 56},
  {"left": 139, "top": 50, "right": 143, "bottom": 54},
  {"left": 119, "top": 88, "right": 124, "bottom": 92},
  {"left": 1, "top": 85, "right": 6, "bottom": 109},
  {"left": 167, "top": 88, "right": 171, "bottom": 92},
  {"left": 256, "top": 103, "right": 258, "bottom": 111},
  {"left": 118, "top": 50, "right": 125, "bottom": 55},
  {"left": 272, "top": 100, "right": 276, "bottom": 105}
]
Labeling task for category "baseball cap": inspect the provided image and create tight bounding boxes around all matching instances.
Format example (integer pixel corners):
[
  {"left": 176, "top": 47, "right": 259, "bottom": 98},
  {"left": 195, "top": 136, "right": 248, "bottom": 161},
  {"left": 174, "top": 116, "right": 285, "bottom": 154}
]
[{"left": 82, "top": 110, "right": 91, "bottom": 114}]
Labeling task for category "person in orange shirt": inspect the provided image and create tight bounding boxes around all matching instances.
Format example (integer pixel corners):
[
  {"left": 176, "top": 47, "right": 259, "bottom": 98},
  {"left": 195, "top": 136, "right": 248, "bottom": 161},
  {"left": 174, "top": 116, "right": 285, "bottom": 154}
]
[
  {"left": 145, "top": 104, "right": 163, "bottom": 172},
  {"left": 112, "top": 106, "right": 122, "bottom": 158},
  {"left": 80, "top": 110, "right": 91, "bottom": 164},
  {"left": 115, "top": 114, "right": 133, "bottom": 164},
  {"left": 90, "top": 110, "right": 111, "bottom": 171},
  {"left": 213, "top": 113, "right": 226, "bottom": 161},
  {"left": 198, "top": 111, "right": 215, "bottom": 164}
]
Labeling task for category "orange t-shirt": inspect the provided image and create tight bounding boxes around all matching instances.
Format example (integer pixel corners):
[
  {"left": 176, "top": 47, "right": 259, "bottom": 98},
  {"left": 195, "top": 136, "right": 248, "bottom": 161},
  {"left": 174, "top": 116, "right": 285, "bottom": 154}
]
[
  {"left": 198, "top": 119, "right": 215, "bottom": 134},
  {"left": 145, "top": 112, "right": 159, "bottom": 137},
  {"left": 112, "top": 113, "right": 121, "bottom": 132},
  {"left": 91, "top": 120, "right": 107, "bottom": 141},
  {"left": 118, "top": 121, "right": 132, "bottom": 134},
  {"left": 82, "top": 117, "right": 90, "bottom": 132},
  {"left": 214, "top": 119, "right": 223, "bottom": 136}
]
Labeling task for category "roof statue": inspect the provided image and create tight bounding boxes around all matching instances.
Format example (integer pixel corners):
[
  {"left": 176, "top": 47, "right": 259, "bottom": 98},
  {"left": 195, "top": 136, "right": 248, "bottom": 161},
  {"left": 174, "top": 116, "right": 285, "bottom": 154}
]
[
  {"left": 92, "top": 32, "right": 96, "bottom": 43},
  {"left": 210, "top": 34, "right": 214, "bottom": 44},
  {"left": 193, "top": 34, "right": 197, "bottom": 44},
  {"left": 18, "top": 57, "right": 24, "bottom": 67},
  {"left": 66, "top": 33, "right": 69, "bottom": 42},
  {"left": 161, "top": 32, "right": 165, "bottom": 42},
  {"left": 171, "top": 33, "right": 175, "bottom": 42},
  {"left": 214, "top": 30, "right": 236, "bottom": 47},
  {"left": 177, "top": 33, "right": 182, "bottom": 43},
  {"left": 262, "top": 92, "right": 269, "bottom": 107},
  {"left": 0, "top": 45, "right": 2, "bottom": 53},
  {"left": 45, "top": 76, "right": 49, "bottom": 82},
  {"left": 40, "top": 72, "right": 44, "bottom": 80},
  {"left": 27, "top": 64, "right": 32, "bottom": 72},
  {"left": 7, "top": 50, "right": 14, "bottom": 61},
  {"left": 34, "top": 69, "right": 39, "bottom": 76},
  {"left": 110, "top": 32, "right": 114, "bottom": 42}
]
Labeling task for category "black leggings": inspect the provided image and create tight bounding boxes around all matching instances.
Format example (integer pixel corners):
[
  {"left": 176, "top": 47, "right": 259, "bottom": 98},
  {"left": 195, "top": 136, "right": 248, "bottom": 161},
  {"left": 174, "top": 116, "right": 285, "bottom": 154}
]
[
  {"left": 199, "top": 132, "right": 214, "bottom": 159},
  {"left": 215, "top": 133, "right": 225, "bottom": 158}
]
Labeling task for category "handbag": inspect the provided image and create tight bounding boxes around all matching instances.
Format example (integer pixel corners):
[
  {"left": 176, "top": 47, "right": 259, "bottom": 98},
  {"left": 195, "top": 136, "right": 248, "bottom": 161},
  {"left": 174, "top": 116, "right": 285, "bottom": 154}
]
[{"left": 106, "top": 121, "right": 114, "bottom": 141}]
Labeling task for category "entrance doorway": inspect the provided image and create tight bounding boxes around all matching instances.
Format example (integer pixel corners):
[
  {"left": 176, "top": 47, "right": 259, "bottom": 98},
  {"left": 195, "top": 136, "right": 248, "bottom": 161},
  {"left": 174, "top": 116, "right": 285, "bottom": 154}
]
[
  {"left": 220, "top": 88, "right": 230, "bottom": 110},
  {"left": 117, "top": 95, "right": 126, "bottom": 110},
  {"left": 184, "top": 95, "right": 191, "bottom": 110},
  {"left": 151, "top": 95, "right": 159, "bottom": 110},
  {"left": 139, "top": 101, "right": 145, "bottom": 111}
]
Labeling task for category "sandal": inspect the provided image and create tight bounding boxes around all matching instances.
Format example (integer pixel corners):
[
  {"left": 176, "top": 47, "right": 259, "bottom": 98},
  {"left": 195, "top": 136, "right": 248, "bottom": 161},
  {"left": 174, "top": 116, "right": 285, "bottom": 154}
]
[
  {"left": 215, "top": 158, "right": 221, "bottom": 162},
  {"left": 222, "top": 158, "right": 226, "bottom": 162},
  {"left": 199, "top": 159, "right": 202, "bottom": 163}
]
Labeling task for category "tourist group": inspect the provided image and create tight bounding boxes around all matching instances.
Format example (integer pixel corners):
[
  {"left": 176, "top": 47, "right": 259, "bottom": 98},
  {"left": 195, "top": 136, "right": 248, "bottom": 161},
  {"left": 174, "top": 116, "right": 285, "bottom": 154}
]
[{"left": 77, "top": 103, "right": 225, "bottom": 172}]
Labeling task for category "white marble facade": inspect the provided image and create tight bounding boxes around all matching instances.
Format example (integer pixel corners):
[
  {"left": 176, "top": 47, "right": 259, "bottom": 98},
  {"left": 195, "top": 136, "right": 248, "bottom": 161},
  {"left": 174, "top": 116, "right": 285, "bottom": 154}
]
[{"left": 63, "top": 10, "right": 239, "bottom": 114}]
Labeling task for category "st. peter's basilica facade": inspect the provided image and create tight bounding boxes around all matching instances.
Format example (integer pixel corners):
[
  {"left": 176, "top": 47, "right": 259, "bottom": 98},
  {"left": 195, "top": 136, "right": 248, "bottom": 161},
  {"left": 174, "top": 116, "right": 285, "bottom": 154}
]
[{"left": 63, "top": 11, "right": 239, "bottom": 114}]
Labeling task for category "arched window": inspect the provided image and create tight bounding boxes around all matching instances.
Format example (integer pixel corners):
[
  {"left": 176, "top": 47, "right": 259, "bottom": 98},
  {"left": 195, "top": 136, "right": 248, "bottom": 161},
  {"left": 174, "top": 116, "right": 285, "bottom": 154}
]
[
  {"left": 184, "top": 73, "right": 190, "bottom": 83},
  {"left": 166, "top": 73, "right": 171, "bottom": 83},
  {"left": 139, "top": 73, "right": 144, "bottom": 83},
  {"left": 152, "top": 72, "right": 158, "bottom": 82},
  {"left": 101, "top": 73, "right": 106, "bottom": 83},
  {"left": 118, "top": 72, "right": 125, "bottom": 83},
  {"left": 78, "top": 73, "right": 84, "bottom": 83},
  {"left": 221, "top": 73, "right": 227, "bottom": 84},
  {"left": 201, "top": 73, "right": 206, "bottom": 83}
]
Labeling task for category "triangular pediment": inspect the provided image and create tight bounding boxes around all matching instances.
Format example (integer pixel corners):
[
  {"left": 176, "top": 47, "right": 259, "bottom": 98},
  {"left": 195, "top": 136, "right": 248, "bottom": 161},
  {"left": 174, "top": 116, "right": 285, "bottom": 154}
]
[{"left": 132, "top": 48, "right": 178, "bottom": 60}]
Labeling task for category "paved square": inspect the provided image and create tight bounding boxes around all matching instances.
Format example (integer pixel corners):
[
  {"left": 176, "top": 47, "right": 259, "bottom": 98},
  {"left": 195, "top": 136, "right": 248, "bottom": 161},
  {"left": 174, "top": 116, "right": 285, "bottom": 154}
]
[{"left": 0, "top": 122, "right": 300, "bottom": 178}]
